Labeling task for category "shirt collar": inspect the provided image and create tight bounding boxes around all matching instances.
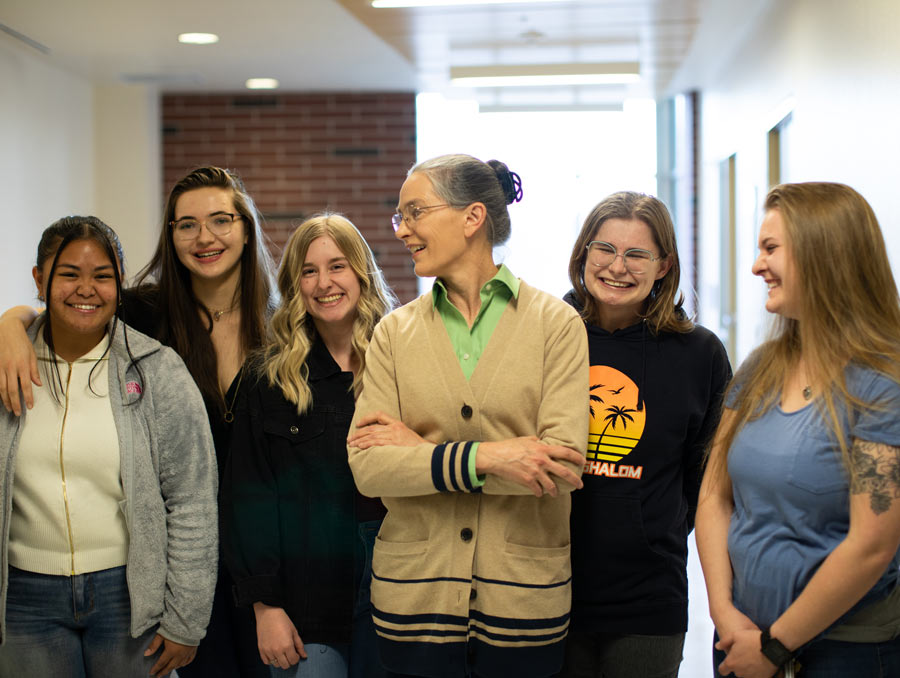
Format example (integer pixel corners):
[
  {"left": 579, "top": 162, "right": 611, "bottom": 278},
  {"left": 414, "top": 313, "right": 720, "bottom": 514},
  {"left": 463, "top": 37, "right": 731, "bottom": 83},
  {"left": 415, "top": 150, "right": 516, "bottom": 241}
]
[{"left": 431, "top": 263, "right": 520, "bottom": 308}]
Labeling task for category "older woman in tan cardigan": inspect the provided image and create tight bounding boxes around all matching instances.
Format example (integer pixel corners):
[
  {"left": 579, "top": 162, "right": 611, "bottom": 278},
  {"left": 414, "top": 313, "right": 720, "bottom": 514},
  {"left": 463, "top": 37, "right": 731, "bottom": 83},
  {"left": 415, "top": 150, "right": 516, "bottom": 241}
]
[{"left": 347, "top": 154, "right": 589, "bottom": 678}]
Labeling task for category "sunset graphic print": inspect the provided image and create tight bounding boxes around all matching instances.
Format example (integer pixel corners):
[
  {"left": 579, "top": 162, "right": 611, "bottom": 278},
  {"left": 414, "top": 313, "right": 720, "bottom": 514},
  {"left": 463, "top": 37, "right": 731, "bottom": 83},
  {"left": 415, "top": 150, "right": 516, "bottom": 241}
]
[{"left": 585, "top": 365, "right": 645, "bottom": 478}]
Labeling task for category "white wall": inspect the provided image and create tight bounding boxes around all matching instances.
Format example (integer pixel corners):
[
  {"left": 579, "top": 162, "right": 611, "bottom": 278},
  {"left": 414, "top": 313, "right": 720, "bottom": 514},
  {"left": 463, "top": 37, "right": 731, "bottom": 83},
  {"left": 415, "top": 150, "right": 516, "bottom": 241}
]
[
  {"left": 0, "top": 36, "right": 160, "bottom": 312},
  {"left": 0, "top": 38, "right": 95, "bottom": 309},
  {"left": 93, "top": 84, "right": 161, "bottom": 277},
  {"left": 678, "top": 0, "right": 900, "bottom": 364}
]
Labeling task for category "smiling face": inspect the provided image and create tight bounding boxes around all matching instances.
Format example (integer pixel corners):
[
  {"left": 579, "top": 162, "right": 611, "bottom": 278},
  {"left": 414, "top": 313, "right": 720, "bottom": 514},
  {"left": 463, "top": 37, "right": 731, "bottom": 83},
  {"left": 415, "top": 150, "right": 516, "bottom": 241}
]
[
  {"left": 394, "top": 172, "right": 469, "bottom": 279},
  {"left": 33, "top": 238, "right": 119, "bottom": 359},
  {"left": 172, "top": 186, "right": 247, "bottom": 284},
  {"left": 752, "top": 208, "right": 799, "bottom": 318},
  {"left": 584, "top": 217, "right": 671, "bottom": 330},
  {"left": 299, "top": 235, "right": 362, "bottom": 334}
]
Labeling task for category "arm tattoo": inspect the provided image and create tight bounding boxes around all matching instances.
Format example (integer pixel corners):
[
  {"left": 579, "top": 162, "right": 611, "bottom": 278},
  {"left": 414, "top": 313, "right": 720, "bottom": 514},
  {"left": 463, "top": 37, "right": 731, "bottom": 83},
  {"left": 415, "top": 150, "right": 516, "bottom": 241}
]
[{"left": 849, "top": 439, "right": 900, "bottom": 515}]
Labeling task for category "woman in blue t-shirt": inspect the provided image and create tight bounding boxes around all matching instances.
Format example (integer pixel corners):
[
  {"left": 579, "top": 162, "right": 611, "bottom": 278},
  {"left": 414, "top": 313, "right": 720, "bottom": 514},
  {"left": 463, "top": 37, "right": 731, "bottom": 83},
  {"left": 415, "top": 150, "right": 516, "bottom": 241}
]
[{"left": 697, "top": 182, "right": 900, "bottom": 678}]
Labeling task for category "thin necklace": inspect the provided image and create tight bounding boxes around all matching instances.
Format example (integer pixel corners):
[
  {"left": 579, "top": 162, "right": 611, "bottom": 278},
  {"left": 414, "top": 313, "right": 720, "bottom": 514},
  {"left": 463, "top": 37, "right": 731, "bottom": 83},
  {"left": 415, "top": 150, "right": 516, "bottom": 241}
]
[
  {"left": 212, "top": 303, "right": 237, "bottom": 321},
  {"left": 223, "top": 366, "right": 245, "bottom": 423}
]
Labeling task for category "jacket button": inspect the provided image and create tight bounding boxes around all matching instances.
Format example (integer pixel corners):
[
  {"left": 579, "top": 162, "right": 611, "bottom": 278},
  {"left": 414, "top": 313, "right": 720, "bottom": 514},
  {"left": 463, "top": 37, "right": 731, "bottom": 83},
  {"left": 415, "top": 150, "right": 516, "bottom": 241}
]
[
  {"left": 461, "top": 404, "right": 473, "bottom": 419},
  {"left": 460, "top": 527, "right": 473, "bottom": 542},
  {"left": 470, "top": 588, "right": 477, "bottom": 601},
  {"left": 290, "top": 426, "right": 299, "bottom": 434}
]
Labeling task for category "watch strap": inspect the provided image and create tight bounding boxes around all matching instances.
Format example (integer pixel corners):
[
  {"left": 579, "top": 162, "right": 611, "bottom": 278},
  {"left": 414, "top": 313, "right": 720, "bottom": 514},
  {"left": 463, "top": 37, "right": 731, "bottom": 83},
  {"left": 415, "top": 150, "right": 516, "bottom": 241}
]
[{"left": 760, "top": 626, "right": 794, "bottom": 668}]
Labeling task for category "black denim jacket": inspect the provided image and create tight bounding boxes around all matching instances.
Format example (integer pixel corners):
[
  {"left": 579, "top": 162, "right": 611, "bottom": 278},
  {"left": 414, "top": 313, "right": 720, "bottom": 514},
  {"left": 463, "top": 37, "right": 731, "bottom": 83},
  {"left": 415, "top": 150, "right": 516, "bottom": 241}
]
[{"left": 222, "top": 336, "right": 384, "bottom": 643}]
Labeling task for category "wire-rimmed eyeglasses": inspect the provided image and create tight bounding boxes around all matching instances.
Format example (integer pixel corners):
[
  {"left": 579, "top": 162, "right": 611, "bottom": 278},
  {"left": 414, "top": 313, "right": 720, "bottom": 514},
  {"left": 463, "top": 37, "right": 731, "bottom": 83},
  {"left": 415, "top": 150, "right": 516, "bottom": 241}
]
[
  {"left": 391, "top": 204, "right": 449, "bottom": 232},
  {"left": 586, "top": 240, "right": 664, "bottom": 275},
  {"left": 171, "top": 213, "right": 242, "bottom": 241}
]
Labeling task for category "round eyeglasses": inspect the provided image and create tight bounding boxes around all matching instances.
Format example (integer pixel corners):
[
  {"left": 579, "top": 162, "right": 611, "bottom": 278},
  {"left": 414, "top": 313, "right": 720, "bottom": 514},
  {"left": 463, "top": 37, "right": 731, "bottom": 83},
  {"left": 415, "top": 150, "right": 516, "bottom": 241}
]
[
  {"left": 391, "top": 204, "right": 449, "bottom": 232},
  {"left": 586, "top": 240, "right": 664, "bottom": 275},
  {"left": 171, "top": 213, "right": 242, "bottom": 241}
]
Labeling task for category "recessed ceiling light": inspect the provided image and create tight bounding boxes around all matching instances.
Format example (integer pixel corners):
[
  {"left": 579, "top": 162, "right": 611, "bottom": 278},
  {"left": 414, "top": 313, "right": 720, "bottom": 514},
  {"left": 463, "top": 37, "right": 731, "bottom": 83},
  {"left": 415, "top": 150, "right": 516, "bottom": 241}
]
[
  {"left": 373, "top": 0, "right": 562, "bottom": 7},
  {"left": 178, "top": 33, "right": 219, "bottom": 45},
  {"left": 450, "top": 62, "right": 640, "bottom": 87},
  {"left": 245, "top": 78, "right": 280, "bottom": 90}
]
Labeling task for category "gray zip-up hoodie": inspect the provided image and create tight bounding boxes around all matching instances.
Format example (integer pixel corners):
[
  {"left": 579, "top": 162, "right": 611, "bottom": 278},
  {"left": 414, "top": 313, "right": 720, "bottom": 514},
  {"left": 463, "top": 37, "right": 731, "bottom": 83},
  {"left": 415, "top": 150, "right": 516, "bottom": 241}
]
[{"left": 0, "top": 318, "right": 218, "bottom": 646}]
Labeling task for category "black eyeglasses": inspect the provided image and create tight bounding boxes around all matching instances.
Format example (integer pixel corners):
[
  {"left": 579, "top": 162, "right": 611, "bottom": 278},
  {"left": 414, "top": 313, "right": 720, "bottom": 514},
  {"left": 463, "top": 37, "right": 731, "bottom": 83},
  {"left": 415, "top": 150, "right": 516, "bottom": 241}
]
[
  {"left": 171, "top": 213, "right": 242, "bottom": 241},
  {"left": 586, "top": 240, "right": 664, "bottom": 275},
  {"left": 391, "top": 204, "right": 449, "bottom": 232}
]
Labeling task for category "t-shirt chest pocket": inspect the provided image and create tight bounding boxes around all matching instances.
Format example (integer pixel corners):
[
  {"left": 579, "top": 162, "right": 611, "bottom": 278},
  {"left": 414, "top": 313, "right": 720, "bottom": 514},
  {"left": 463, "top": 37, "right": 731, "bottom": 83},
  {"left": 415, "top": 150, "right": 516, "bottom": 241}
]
[{"left": 787, "top": 421, "right": 848, "bottom": 495}]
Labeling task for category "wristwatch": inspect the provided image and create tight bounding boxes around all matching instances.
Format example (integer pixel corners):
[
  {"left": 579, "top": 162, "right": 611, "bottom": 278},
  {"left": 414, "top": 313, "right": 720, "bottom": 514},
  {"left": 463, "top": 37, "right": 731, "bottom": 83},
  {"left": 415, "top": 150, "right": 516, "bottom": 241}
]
[{"left": 760, "top": 626, "right": 794, "bottom": 669}]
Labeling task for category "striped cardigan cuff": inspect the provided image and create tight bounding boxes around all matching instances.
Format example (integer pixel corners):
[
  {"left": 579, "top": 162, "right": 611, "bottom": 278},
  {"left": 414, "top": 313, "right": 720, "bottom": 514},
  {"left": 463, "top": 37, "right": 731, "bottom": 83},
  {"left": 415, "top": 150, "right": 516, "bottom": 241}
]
[{"left": 430, "top": 442, "right": 482, "bottom": 493}]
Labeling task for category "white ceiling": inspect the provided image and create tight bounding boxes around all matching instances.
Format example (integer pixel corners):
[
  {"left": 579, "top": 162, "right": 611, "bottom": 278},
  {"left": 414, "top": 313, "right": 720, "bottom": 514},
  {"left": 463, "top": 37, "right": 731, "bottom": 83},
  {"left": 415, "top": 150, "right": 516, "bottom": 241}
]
[{"left": 1, "top": 0, "right": 702, "bottom": 105}]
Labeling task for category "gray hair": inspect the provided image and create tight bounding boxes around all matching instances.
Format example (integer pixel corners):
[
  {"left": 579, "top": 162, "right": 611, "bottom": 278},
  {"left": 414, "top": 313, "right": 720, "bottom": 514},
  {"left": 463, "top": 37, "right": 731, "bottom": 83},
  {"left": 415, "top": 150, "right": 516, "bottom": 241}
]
[{"left": 410, "top": 154, "right": 522, "bottom": 246}]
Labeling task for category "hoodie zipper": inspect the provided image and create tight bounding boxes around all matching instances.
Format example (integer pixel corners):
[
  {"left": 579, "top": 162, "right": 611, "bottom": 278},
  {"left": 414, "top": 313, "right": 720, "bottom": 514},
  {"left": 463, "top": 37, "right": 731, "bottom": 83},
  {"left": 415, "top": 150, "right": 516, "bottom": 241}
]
[{"left": 59, "top": 365, "right": 77, "bottom": 575}]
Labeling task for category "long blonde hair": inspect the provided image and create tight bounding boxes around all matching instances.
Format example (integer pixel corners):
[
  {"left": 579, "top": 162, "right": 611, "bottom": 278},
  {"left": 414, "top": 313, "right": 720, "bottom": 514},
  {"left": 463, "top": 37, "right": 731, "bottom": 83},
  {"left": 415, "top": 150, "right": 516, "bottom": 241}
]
[
  {"left": 707, "top": 182, "right": 900, "bottom": 484},
  {"left": 264, "top": 214, "right": 396, "bottom": 413}
]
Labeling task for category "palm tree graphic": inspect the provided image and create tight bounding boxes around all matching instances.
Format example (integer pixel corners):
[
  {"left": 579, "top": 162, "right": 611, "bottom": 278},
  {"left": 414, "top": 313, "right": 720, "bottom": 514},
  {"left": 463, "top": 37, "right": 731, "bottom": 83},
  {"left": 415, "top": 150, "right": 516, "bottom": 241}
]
[
  {"left": 589, "top": 383, "right": 605, "bottom": 418},
  {"left": 594, "top": 404, "right": 636, "bottom": 452}
]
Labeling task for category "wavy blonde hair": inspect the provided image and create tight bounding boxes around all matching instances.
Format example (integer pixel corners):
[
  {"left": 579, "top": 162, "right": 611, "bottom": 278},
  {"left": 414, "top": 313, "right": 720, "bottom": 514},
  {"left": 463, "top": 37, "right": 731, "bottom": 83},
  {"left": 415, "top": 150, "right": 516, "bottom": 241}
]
[
  {"left": 264, "top": 214, "right": 396, "bottom": 413},
  {"left": 706, "top": 182, "right": 900, "bottom": 485}
]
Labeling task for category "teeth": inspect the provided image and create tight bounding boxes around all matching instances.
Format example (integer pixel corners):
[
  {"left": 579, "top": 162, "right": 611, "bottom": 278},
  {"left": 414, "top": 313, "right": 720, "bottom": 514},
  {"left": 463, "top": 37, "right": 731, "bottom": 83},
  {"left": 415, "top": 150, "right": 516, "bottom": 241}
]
[
  {"left": 196, "top": 251, "right": 223, "bottom": 258},
  {"left": 767, "top": 281, "right": 779, "bottom": 289},
  {"left": 602, "top": 279, "right": 631, "bottom": 288},
  {"left": 71, "top": 304, "right": 98, "bottom": 310},
  {"left": 411, "top": 245, "right": 425, "bottom": 253},
  {"left": 318, "top": 294, "right": 343, "bottom": 303}
]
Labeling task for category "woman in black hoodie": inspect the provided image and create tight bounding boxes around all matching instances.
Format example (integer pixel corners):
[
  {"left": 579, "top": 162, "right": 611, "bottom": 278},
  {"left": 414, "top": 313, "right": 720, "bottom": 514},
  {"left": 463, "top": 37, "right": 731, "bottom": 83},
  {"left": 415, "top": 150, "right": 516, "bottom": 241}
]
[{"left": 561, "top": 192, "right": 731, "bottom": 678}]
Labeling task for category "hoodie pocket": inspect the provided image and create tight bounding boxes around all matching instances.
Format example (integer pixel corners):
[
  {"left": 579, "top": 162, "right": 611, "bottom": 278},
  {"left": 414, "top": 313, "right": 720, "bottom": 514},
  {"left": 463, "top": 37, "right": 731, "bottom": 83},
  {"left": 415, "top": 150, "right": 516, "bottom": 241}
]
[{"left": 571, "top": 494, "right": 670, "bottom": 597}]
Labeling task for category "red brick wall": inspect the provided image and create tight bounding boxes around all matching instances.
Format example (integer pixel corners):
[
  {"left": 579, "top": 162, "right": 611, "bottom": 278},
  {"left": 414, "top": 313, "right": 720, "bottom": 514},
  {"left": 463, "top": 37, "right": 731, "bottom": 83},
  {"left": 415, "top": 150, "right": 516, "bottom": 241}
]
[{"left": 161, "top": 93, "right": 419, "bottom": 303}]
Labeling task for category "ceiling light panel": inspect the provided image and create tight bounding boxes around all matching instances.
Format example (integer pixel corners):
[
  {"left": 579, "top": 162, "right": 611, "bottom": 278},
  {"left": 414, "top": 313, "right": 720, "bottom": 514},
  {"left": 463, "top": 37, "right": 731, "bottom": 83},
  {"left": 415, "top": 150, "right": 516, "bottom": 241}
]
[{"left": 177, "top": 32, "right": 219, "bottom": 45}]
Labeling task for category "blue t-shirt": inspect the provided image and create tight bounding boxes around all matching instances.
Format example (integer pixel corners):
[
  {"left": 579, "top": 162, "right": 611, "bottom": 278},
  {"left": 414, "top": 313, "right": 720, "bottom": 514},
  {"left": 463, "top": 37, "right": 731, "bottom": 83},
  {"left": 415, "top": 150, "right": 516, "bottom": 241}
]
[{"left": 727, "top": 365, "right": 900, "bottom": 628}]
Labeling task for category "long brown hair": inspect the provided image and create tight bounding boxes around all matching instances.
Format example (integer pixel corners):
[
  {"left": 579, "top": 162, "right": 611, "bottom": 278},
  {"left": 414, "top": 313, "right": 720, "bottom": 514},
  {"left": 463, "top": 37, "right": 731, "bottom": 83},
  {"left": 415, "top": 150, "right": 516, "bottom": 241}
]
[
  {"left": 134, "top": 166, "right": 277, "bottom": 413},
  {"left": 706, "top": 182, "right": 900, "bottom": 485},
  {"left": 264, "top": 214, "right": 396, "bottom": 413},
  {"left": 568, "top": 191, "right": 692, "bottom": 334}
]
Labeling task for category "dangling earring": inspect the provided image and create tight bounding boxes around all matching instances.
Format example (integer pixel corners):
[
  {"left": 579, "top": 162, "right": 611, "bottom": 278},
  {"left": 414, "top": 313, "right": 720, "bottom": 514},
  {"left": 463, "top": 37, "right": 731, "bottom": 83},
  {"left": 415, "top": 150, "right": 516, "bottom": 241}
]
[{"left": 649, "top": 281, "right": 661, "bottom": 301}]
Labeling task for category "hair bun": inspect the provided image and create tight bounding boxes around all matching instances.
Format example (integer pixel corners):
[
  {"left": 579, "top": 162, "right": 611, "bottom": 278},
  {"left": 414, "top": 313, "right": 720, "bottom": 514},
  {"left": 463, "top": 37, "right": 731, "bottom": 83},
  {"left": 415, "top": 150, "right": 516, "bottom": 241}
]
[{"left": 487, "top": 160, "right": 523, "bottom": 205}]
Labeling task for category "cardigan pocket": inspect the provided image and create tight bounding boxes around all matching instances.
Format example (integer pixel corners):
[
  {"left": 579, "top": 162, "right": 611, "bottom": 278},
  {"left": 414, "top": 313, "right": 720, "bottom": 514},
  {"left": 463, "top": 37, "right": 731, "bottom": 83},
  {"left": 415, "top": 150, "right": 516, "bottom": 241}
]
[{"left": 502, "top": 541, "right": 571, "bottom": 587}]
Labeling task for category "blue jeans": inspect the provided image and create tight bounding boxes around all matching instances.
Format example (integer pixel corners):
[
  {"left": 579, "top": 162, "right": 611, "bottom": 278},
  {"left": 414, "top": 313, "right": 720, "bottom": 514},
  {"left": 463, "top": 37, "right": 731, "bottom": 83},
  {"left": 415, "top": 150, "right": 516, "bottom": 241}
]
[
  {"left": 0, "top": 565, "right": 159, "bottom": 678},
  {"left": 560, "top": 631, "right": 685, "bottom": 678},
  {"left": 270, "top": 644, "right": 350, "bottom": 678},
  {"left": 712, "top": 632, "right": 900, "bottom": 677}
]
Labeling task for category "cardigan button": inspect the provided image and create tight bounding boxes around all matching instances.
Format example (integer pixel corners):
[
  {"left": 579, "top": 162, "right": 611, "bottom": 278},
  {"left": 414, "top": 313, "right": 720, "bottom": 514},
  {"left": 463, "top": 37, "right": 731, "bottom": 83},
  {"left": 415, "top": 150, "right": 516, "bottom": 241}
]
[
  {"left": 461, "top": 404, "right": 473, "bottom": 419},
  {"left": 460, "top": 527, "right": 473, "bottom": 542},
  {"left": 290, "top": 426, "right": 299, "bottom": 434}
]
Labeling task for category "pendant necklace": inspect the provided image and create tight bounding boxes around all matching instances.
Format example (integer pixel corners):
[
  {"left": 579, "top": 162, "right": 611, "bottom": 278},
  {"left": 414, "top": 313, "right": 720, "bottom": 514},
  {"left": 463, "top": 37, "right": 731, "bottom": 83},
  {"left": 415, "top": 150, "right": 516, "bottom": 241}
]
[
  {"left": 212, "top": 303, "right": 236, "bottom": 321},
  {"left": 802, "top": 385, "right": 812, "bottom": 400},
  {"left": 223, "top": 366, "right": 245, "bottom": 423}
]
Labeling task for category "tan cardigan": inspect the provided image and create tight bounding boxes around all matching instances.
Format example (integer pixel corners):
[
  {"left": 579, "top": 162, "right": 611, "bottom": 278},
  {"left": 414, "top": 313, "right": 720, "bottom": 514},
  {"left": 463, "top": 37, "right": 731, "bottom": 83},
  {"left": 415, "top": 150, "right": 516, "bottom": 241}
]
[{"left": 349, "top": 281, "right": 589, "bottom": 678}]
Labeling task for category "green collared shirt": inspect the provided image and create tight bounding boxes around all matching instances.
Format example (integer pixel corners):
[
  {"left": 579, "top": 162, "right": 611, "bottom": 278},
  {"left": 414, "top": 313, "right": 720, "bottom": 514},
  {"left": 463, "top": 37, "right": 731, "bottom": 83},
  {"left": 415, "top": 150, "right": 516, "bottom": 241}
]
[
  {"left": 432, "top": 264, "right": 520, "bottom": 488},
  {"left": 432, "top": 264, "right": 520, "bottom": 380}
]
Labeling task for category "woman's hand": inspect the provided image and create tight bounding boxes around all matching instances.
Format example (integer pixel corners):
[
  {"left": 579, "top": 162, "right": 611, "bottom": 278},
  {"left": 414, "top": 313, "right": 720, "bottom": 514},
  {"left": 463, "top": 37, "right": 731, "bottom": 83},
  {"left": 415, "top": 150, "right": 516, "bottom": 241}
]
[
  {"left": 476, "top": 436, "right": 584, "bottom": 497},
  {"left": 712, "top": 604, "right": 763, "bottom": 677},
  {"left": 348, "top": 411, "right": 428, "bottom": 449},
  {"left": 253, "top": 602, "right": 306, "bottom": 669},
  {"left": 0, "top": 307, "right": 41, "bottom": 416},
  {"left": 716, "top": 627, "right": 778, "bottom": 678},
  {"left": 145, "top": 634, "right": 197, "bottom": 677}
]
